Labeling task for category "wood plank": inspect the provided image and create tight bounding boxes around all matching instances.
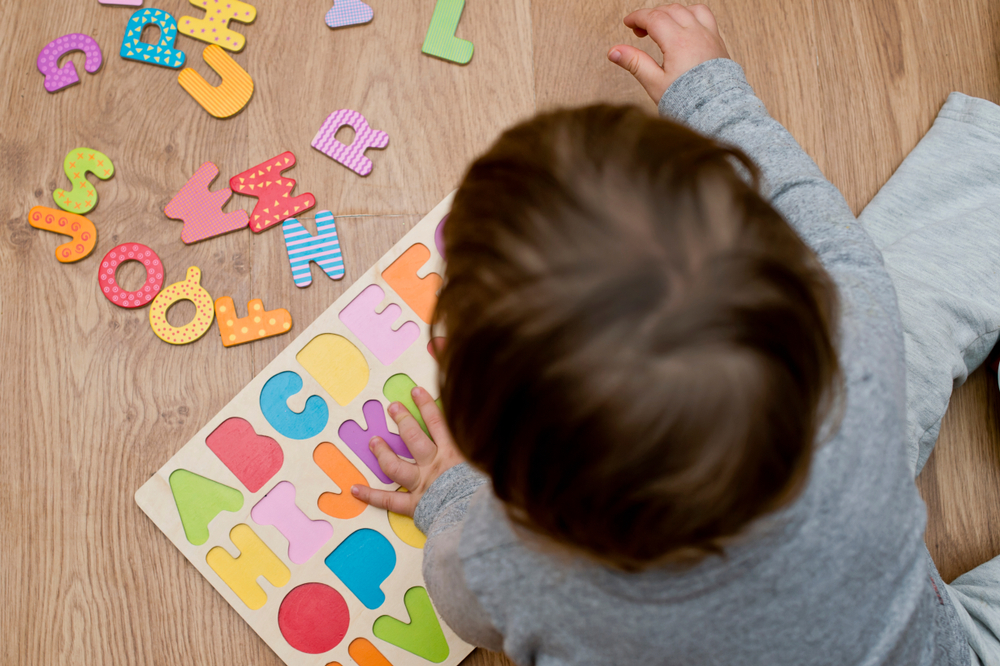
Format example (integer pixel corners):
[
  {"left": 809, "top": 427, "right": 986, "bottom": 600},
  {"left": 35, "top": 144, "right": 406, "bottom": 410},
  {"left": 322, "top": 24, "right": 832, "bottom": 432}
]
[{"left": 532, "top": 0, "right": 824, "bottom": 168}]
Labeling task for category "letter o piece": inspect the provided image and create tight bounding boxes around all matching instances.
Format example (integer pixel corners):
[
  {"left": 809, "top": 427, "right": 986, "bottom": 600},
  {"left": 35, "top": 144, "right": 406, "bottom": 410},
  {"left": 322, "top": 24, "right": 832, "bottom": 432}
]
[
  {"left": 99, "top": 244, "right": 164, "bottom": 308},
  {"left": 148, "top": 266, "right": 215, "bottom": 345}
]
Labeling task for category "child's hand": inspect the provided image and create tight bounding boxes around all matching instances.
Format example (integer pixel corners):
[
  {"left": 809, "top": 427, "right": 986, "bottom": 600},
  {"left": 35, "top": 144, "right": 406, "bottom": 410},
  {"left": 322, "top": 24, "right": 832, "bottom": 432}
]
[
  {"left": 608, "top": 4, "right": 730, "bottom": 104},
  {"left": 351, "top": 387, "right": 465, "bottom": 518}
]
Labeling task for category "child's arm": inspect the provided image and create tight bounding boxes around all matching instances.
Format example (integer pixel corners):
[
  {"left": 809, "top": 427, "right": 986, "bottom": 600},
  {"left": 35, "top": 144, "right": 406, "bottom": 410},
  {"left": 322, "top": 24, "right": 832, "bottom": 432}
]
[
  {"left": 351, "top": 390, "right": 504, "bottom": 648},
  {"left": 609, "top": 5, "right": 888, "bottom": 286}
]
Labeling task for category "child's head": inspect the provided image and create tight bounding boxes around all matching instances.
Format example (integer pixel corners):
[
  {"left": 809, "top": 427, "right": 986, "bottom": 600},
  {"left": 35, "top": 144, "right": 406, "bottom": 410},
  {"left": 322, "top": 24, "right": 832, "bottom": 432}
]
[{"left": 436, "top": 106, "right": 841, "bottom": 570}]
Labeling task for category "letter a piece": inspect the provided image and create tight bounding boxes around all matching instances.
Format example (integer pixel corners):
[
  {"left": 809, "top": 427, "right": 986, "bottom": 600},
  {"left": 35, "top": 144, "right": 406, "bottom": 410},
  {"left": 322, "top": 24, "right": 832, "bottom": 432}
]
[
  {"left": 206, "top": 524, "right": 290, "bottom": 610},
  {"left": 422, "top": 0, "right": 473, "bottom": 65},
  {"left": 339, "top": 285, "right": 420, "bottom": 366},
  {"left": 120, "top": 8, "right": 186, "bottom": 68},
  {"left": 28, "top": 207, "right": 97, "bottom": 263},
  {"left": 230, "top": 152, "right": 316, "bottom": 233},
  {"left": 215, "top": 297, "right": 292, "bottom": 347},
  {"left": 37, "top": 34, "right": 103, "bottom": 93},
  {"left": 311, "top": 110, "right": 389, "bottom": 177},
  {"left": 169, "top": 469, "right": 244, "bottom": 545},
  {"left": 165, "top": 162, "right": 249, "bottom": 243},
  {"left": 373, "top": 587, "right": 450, "bottom": 663},
  {"left": 282, "top": 211, "right": 345, "bottom": 288},
  {"left": 382, "top": 244, "right": 443, "bottom": 324},
  {"left": 179, "top": 0, "right": 257, "bottom": 52},
  {"left": 54, "top": 148, "right": 115, "bottom": 214},
  {"left": 178, "top": 45, "right": 253, "bottom": 118}
]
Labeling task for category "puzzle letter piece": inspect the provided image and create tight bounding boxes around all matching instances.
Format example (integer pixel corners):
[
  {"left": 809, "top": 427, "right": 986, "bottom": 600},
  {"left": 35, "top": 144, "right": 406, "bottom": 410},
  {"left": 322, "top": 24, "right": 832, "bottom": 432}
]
[
  {"left": 383, "top": 374, "right": 440, "bottom": 436},
  {"left": 311, "top": 110, "right": 388, "bottom": 177},
  {"left": 169, "top": 469, "right": 244, "bottom": 545},
  {"left": 388, "top": 489, "right": 426, "bottom": 549},
  {"left": 120, "top": 8, "right": 186, "bottom": 68},
  {"left": 282, "top": 211, "right": 345, "bottom": 287},
  {"left": 148, "top": 266, "right": 215, "bottom": 344},
  {"left": 54, "top": 148, "right": 114, "bottom": 214},
  {"left": 338, "top": 400, "right": 412, "bottom": 484},
  {"left": 382, "top": 244, "right": 443, "bottom": 324},
  {"left": 325, "top": 529, "right": 396, "bottom": 610},
  {"left": 278, "top": 583, "right": 350, "bottom": 654},
  {"left": 313, "top": 442, "right": 369, "bottom": 520},
  {"left": 215, "top": 297, "right": 292, "bottom": 347},
  {"left": 339, "top": 285, "right": 420, "bottom": 366},
  {"left": 259, "top": 371, "right": 329, "bottom": 440},
  {"left": 178, "top": 45, "right": 254, "bottom": 118},
  {"left": 373, "top": 587, "right": 450, "bottom": 662},
  {"left": 251, "top": 482, "right": 333, "bottom": 564},
  {"left": 206, "top": 417, "right": 283, "bottom": 492},
  {"left": 434, "top": 214, "right": 447, "bottom": 259},
  {"left": 207, "top": 524, "right": 290, "bottom": 610},
  {"left": 296, "top": 334, "right": 369, "bottom": 407},
  {"left": 230, "top": 151, "right": 316, "bottom": 233},
  {"left": 179, "top": 0, "right": 257, "bottom": 52},
  {"left": 165, "top": 162, "right": 249, "bottom": 243},
  {"left": 422, "top": 0, "right": 473, "bottom": 65},
  {"left": 28, "top": 206, "right": 96, "bottom": 263},
  {"left": 98, "top": 243, "right": 164, "bottom": 308},
  {"left": 349, "top": 638, "right": 395, "bottom": 666},
  {"left": 37, "top": 34, "right": 103, "bottom": 93},
  {"left": 325, "top": 0, "right": 373, "bottom": 29}
]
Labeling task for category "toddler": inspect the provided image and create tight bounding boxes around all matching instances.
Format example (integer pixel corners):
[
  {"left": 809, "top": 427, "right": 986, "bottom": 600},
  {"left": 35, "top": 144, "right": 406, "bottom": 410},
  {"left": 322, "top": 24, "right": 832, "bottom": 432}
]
[{"left": 351, "top": 4, "right": 997, "bottom": 664}]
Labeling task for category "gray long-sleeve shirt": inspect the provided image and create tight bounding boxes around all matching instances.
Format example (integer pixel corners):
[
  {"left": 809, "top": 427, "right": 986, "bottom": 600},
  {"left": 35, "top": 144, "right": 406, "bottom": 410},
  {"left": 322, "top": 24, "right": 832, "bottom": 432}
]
[{"left": 413, "top": 59, "right": 971, "bottom": 665}]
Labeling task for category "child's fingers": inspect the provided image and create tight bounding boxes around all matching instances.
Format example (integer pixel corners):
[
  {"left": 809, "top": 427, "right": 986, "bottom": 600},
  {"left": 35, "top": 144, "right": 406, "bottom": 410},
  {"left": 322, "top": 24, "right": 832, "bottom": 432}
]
[
  {"left": 387, "top": 402, "right": 438, "bottom": 465},
  {"left": 687, "top": 4, "right": 719, "bottom": 31},
  {"left": 351, "top": 484, "right": 417, "bottom": 517},
  {"left": 411, "top": 387, "right": 453, "bottom": 451},
  {"left": 623, "top": 7, "right": 681, "bottom": 52},
  {"left": 659, "top": 3, "right": 699, "bottom": 28},
  {"left": 608, "top": 45, "right": 669, "bottom": 102},
  {"left": 370, "top": 437, "right": 420, "bottom": 489}
]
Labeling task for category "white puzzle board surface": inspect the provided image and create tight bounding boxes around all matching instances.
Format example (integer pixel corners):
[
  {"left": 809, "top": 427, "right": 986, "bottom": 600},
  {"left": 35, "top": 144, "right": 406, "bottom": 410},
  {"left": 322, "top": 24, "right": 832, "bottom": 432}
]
[{"left": 135, "top": 193, "right": 474, "bottom": 666}]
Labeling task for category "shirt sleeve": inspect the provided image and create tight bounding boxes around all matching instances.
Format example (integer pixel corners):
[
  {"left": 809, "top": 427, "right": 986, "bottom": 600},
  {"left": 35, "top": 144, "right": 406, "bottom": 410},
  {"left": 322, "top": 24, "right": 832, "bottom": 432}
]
[
  {"left": 658, "top": 58, "right": 893, "bottom": 305},
  {"left": 414, "top": 464, "right": 505, "bottom": 650}
]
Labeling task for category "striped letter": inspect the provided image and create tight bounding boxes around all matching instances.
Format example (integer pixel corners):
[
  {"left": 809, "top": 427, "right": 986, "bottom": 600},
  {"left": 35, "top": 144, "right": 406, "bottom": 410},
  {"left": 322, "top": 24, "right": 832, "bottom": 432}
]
[
  {"left": 311, "top": 109, "right": 389, "bottom": 177},
  {"left": 282, "top": 211, "right": 345, "bottom": 287},
  {"left": 178, "top": 44, "right": 253, "bottom": 118}
]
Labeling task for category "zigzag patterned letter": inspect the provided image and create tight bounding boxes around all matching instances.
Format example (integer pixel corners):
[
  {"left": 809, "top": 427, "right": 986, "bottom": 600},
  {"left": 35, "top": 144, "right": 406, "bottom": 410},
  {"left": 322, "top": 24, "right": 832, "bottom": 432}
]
[
  {"left": 311, "top": 109, "right": 389, "bottom": 177},
  {"left": 165, "top": 162, "right": 249, "bottom": 243}
]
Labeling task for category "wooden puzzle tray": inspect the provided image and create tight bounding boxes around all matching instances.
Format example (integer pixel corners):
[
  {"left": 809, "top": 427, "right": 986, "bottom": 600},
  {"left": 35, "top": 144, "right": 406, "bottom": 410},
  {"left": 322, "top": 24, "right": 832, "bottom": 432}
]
[{"left": 136, "top": 192, "right": 473, "bottom": 666}]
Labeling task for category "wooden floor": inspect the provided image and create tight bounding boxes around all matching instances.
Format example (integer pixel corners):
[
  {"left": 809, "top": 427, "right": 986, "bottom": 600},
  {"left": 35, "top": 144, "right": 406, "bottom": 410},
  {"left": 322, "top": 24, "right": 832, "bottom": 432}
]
[{"left": 2, "top": 1, "right": 999, "bottom": 664}]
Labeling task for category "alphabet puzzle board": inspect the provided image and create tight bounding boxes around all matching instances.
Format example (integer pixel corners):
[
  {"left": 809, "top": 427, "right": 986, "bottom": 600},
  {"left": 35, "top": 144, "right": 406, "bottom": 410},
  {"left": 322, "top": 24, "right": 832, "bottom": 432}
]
[{"left": 135, "top": 193, "right": 473, "bottom": 666}]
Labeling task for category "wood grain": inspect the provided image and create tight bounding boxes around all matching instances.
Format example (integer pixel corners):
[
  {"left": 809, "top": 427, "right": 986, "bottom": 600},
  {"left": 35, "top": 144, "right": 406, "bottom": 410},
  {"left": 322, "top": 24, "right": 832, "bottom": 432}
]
[{"left": 1, "top": 1, "right": 998, "bottom": 664}]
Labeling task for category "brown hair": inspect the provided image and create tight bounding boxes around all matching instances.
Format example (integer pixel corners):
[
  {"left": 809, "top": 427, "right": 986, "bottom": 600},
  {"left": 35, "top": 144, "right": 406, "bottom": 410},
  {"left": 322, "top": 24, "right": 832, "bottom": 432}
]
[{"left": 435, "top": 105, "right": 841, "bottom": 570}]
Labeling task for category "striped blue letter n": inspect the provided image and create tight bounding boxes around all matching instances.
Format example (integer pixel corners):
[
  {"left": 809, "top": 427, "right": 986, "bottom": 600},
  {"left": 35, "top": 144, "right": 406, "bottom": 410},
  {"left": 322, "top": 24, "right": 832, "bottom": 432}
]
[{"left": 282, "top": 211, "right": 346, "bottom": 288}]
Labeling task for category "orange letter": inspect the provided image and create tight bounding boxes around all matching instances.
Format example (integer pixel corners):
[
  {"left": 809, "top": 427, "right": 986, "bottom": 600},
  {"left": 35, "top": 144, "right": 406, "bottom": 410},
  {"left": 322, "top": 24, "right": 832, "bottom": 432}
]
[{"left": 178, "top": 44, "right": 253, "bottom": 119}]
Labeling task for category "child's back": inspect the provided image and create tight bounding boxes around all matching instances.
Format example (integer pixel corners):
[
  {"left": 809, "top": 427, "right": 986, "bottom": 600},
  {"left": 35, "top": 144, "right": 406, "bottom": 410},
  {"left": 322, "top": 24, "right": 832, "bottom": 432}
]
[{"left": 353, "top": 5, "right": 970, "bottom": 664}]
